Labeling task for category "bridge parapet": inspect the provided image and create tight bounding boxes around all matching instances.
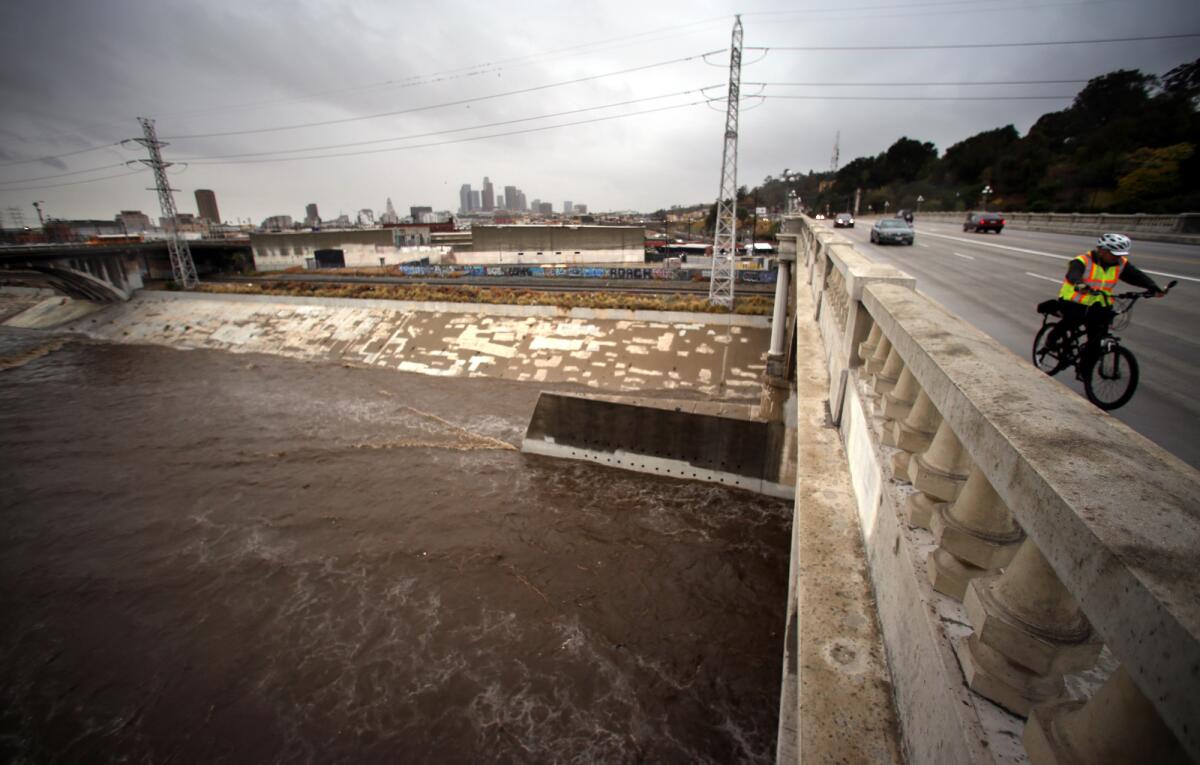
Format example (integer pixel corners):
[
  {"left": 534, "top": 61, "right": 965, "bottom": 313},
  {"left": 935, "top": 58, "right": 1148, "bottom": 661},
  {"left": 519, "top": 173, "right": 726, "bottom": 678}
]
[{"left": 787, "top": 215, "right": 1200, "bottom": 763}]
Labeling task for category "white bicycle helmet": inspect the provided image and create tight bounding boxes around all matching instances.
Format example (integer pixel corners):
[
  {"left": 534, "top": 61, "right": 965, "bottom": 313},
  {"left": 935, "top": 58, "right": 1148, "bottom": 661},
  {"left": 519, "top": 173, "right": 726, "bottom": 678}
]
[{"left": 1096, "top": 232, "right": 1132, "bottom": 255}]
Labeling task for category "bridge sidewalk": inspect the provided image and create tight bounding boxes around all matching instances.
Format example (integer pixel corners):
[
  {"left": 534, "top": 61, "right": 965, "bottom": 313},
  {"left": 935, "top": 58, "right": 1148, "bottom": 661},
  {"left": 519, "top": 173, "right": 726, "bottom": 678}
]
[{"left": 776, "top": 279, "right": 903, "bottom": 763}]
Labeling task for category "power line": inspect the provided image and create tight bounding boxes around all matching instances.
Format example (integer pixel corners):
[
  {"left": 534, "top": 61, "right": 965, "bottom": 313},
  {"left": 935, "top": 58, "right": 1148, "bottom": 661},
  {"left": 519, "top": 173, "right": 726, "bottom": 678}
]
[
  {"left": 159, "top": 49, "right": 725, "bottom": 141},
  {"left": 753, "top": 79, "right": 1088, "bottom": 86},
  {"left": 0, "top": 168, "right": 147, "bottom": 192},
  {"left": 0, "top": 141, "right": 124, "bottom": 169},
  {"left": 0, "top": 162, "right": 128, "bottom": 186},
  {"left": 157, "top": 16, "right": 730, "bottom": 122},
  {"left": 763, "top": 94, "right": 1074, "bottom": 100},
  {"left": 177, "top": 86, "right": 720, "bottom": 163},
  {"left": 746, "top": 32, "right": 1200, "bottom": 52},
  {"left": 175, "top": 98, "right": 715, "bottom": 165}
]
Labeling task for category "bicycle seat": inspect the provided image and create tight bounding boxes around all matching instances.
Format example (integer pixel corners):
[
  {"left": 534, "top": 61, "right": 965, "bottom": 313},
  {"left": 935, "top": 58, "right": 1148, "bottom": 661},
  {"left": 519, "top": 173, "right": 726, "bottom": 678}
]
[{"left": 1037, "top": 299, "right": 1061, "bottom": 316}]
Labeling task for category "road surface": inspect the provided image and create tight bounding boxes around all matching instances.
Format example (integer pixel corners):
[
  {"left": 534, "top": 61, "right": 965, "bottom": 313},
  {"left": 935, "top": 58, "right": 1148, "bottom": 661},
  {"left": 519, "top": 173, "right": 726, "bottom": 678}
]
[{"left": 824, "top": 217, "right": 1200, "bottom": 469}]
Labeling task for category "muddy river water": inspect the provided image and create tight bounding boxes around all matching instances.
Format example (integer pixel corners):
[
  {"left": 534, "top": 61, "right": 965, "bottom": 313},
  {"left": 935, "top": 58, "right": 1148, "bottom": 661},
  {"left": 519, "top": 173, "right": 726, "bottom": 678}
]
[{"left": 0, "top": 327, "right": 790, "bottom": 763}]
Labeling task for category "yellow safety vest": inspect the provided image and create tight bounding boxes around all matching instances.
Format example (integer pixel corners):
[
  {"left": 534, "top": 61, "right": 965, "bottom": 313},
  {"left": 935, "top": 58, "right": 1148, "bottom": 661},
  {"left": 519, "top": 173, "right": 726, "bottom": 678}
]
[{"left": 1059, "top": 251, "right": 1127, "bottom": 307}]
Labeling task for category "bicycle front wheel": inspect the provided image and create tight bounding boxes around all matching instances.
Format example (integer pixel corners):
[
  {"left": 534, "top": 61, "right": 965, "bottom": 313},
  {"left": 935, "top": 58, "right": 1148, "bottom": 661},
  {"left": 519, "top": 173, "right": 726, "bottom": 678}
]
[{"left": 1084, "top": 345, "right": 1139, "bottom": 410}]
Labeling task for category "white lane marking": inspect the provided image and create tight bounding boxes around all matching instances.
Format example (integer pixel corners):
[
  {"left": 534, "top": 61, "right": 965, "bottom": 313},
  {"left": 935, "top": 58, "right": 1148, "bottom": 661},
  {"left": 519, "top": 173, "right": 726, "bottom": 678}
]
[
  {"left": 922, "top": 230, "right": 1200, "bottom": 283},
  {"left": 951, "top": 251, "right": 975, "bottom": 260},
  {"left": 1026, "top": 272, "right": 1061, "bottom": 284},
  {"left": 918, "top": 243, "right": 929, "bottom": 248}
]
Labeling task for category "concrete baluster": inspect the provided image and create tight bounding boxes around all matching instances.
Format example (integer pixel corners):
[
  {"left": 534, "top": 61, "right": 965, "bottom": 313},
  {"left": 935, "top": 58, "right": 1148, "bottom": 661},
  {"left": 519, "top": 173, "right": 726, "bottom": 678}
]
[
  {"left": 928, "top": 467, "right": 1024, "bottom": 599},
  {"left": 857, "top": 323, "right": 881, "bottom": 365},
  {"left": 1023, "top": 665, "right": 1189, "bottom": 765},
  {"left": 907, "top": 420, "right": 973, "bottom": 501},
  {"left": 904, "top": 419, "right": 972, "bottom": 528},
  {"left": 872, "top": 346, "right": 904, "bottom": 396},
  {"left": 889, "top": 389, "right": 940, "bottom": 479},
  {"left": 959, "top": 539, "right": 1103, "bottom": 715},
  {"left": 881, "top": 366, "right": 919, "bottom": 425},
  {"left": 865, "top": 334, "right": 892, "bottom": 375}
]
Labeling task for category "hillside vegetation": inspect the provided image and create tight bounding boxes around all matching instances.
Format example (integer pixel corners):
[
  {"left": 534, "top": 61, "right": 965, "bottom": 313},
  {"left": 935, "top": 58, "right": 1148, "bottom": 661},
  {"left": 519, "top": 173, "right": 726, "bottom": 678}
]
[{"left": 746, "top": 58, "right": 1199, "bottom": 216}]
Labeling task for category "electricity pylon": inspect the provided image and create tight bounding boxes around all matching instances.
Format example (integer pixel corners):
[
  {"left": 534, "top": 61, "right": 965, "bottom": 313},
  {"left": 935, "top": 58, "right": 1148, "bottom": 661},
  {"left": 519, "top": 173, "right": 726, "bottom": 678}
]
[{"left": 708, "top": 15, "right": 743, "bottom": 309}]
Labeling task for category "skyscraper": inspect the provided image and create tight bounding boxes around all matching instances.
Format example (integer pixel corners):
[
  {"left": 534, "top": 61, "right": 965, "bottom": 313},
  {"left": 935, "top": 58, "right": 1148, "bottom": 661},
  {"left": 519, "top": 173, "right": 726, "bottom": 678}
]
[
  {"left": 305, "top": 203, "right": 320, "bottom": 227},
  {"left": 195, "top": 189, "right": 220, "bottom": 223},
  {"left": 482, "top": 177, "right": 495, "bottom": 211},
  {"left": 459, "top": 184, "right": 472, "bottom": 214},
  {"left": 503, "top": 185, "right": 518, "bottom": 211},
  {"left": 563, "top": 201, "right": 573, "bottom": 215},
  {"left": 470, "top": 190, "right": 481, "bottom": 211},
  {"left": 516, "top": 190, "right": 527, "bottom": 211}
]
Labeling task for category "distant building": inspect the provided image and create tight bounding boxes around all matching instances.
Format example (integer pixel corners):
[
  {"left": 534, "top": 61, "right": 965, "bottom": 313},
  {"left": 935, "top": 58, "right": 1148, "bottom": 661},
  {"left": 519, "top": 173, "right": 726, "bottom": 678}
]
[
  {"left": 261, "top": 215, "right": 294, "bottom": 231},
  {"left": 563, "top": 201, "right": 573, "bottom": 215},
  {"left": 438, "top": 224, "right": 644, "bottom": 266},
  {"left": 482, "top": 177, "right": 495, "bottom": 211},
  {"left": 410, "top": 206, "right": 433, "bottom": 223},
  {"left": 194, "top": 189, "right": 220, "bottom": 223},
  {"left": 496, "top": 195, "right": 505, "bottom": 210},
  {"left": 503, "top": 185, "right": 518, "bottom": 211},
  {"left": 380, "top": 198, "right": 400, "bottom": 225},
  {"left": 117, "top": 210, "right": 152, "bottom": 233},
  {"left": 538, "top": 202, "right": 553, "bottom": 215},
  {"left": 249, "top": 228, "right": 449, "bottom": 271},
  {"left": 530, "top": 198, "right": 541, "bottom": 212},
  {"left": 470, "top": 190, "right": 481, "bottom": 210},
  {"left": 574, "top": 204, "right": 588, "bottom": 215},
  {"left": 459, "top": 184, "right": 472, "bottom": 213},
  {"left": 515, "top": 190, "right": 527, "bottom": 212},
  {"left": 304, "top": 203, "right": 320, "bottom": 227}
]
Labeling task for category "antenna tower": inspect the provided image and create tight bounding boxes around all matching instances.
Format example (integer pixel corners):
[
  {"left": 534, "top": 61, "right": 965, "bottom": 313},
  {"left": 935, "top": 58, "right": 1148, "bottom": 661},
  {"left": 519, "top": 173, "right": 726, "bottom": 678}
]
[
  {"left": 133, "top": 117, "right": 197, "bottom": 289},
  {"left": 830, "top": 131, "right": 840, "bottom": 174},
  {"left": 708, "top": 15, "right": 743, "bottom": 309}
]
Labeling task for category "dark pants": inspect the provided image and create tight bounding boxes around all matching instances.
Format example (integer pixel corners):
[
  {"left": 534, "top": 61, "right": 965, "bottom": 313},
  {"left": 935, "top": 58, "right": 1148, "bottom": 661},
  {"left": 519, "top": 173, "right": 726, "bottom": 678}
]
[{"left": 1047, "top": 300, "right": 1113, "bottom": 370}]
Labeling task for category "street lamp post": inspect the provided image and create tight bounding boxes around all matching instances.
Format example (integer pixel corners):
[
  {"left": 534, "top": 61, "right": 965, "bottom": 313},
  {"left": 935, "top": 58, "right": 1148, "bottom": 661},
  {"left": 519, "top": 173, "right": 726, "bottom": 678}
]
[{"left": 981, "top": 185, "right": 993, "bottom": 212}]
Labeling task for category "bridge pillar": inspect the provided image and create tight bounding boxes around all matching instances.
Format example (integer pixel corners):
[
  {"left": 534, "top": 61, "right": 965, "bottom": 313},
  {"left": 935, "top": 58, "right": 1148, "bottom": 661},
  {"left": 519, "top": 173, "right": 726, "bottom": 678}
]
[{"left": 768, "top": 259, "right": 790, "bottom": 359}]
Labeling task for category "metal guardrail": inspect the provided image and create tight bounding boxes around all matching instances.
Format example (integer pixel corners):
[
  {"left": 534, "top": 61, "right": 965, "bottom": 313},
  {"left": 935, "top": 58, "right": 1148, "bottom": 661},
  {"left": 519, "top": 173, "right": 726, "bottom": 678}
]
[{"left": 780, "top": 216, "right": 1200, "bottom": 763}]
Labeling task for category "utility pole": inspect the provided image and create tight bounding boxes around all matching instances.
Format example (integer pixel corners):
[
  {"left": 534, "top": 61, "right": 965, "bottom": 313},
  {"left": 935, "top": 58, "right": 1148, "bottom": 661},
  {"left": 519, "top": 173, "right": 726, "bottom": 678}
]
[
  {"left": 130, "top": 117, "right": 197, "bottom": 289},
  {"left": 854, "top": 188, "right": 862, "bottom": 217},
  {"left": 708, "top": 14, "right": 743, "bottom": 309}
]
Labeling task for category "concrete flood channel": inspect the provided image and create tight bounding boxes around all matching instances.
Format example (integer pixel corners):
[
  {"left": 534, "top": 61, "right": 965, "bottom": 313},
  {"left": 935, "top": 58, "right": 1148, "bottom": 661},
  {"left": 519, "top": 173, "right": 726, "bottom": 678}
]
[{"left": 0, "top": 291, "right": 791, "bottom": 763}]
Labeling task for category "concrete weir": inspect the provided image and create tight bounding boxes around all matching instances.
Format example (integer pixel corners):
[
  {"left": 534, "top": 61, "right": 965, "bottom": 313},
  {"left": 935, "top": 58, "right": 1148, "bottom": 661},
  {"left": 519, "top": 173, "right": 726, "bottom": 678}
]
[{"left": 521, "top": 392, "right": 795, "bottom": 499}]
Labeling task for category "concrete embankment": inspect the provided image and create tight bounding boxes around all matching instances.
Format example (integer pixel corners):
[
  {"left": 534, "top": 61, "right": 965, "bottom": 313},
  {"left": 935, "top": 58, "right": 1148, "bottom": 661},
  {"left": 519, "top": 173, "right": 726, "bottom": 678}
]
[{"left": 6, "top": 290, "right": 771, "bottom": 399}]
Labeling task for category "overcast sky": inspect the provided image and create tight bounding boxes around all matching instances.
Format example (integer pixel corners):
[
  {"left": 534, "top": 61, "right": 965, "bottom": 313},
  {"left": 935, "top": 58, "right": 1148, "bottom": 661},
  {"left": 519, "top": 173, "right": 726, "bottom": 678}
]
[{"left": 0, "top": 0, "right": 1196, "bottom": 225}]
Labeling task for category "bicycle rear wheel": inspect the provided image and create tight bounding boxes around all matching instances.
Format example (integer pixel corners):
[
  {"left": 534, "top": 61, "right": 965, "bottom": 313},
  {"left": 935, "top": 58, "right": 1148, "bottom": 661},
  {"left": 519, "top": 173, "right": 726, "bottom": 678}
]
[
  {"left": 1084, "top": 345, "right": 1139, "bottom": 410},
  {"left": 1032, "top": 324, "right": 1067, "bottom": 376}
]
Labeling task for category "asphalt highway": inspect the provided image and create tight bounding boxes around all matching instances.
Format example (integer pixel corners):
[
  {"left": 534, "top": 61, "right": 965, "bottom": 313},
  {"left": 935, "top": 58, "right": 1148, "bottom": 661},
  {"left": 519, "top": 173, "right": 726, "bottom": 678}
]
[{"left": 823, "top": 217, "right": 1200, "bottom": 469}]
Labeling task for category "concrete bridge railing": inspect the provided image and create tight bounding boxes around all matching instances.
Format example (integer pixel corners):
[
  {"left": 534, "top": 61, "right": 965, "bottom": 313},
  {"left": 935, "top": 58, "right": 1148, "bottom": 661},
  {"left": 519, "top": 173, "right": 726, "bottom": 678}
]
[{"left": 779, "top": 218, "right": 1200, "bottom": 763}]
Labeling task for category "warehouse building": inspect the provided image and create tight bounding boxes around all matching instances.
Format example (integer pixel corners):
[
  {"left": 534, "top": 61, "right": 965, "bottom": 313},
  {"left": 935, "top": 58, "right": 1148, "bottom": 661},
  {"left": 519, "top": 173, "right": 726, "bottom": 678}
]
[
  {"left": 441, "top": 224, "right": 644, "bottom": 265},
  {"left": 250, "top": 228, "right": 446, "bottom": 271}
]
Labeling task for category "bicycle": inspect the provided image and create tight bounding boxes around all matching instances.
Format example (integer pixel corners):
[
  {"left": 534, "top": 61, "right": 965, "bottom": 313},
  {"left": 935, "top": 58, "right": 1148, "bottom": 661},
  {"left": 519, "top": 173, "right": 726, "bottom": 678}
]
[{"left": 1031, "top": 280, "right": 1176, "bottom": 411}]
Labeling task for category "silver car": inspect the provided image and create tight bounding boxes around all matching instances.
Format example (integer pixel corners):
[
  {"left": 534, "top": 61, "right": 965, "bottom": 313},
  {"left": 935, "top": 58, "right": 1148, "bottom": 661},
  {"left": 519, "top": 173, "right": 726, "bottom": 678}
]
[{"left": 870, "top": 218, "right": 914, "bottom": 246}]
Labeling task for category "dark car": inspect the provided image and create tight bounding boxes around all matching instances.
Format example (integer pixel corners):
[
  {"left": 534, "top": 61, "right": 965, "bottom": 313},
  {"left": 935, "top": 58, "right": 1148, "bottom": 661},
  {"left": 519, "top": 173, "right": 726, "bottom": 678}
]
[
  {"left": 964, "top": 212, "right": 1004, "bottom": 233},
  {"left": 834, "top": 213, "right": 855, "bottom": 228},
  {"left": 895, "top": 209, "right": 914, "bottom": 224},
  {"left": 870, "top": 218, "right": 914, "bottom": 245}
]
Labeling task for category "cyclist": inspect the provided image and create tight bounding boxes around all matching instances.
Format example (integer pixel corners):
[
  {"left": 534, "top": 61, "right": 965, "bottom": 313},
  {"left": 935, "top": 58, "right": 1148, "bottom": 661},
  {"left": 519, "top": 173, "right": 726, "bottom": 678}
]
[{"left": 1043, "top": 233, "right": 1167, "bottom": 371}]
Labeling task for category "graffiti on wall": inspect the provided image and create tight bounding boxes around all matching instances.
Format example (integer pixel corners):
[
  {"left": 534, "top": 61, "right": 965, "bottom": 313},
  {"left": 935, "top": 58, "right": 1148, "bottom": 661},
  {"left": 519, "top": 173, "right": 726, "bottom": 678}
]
[{"left": 395, "top": 265, "right": 777, "bottom": 283}]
